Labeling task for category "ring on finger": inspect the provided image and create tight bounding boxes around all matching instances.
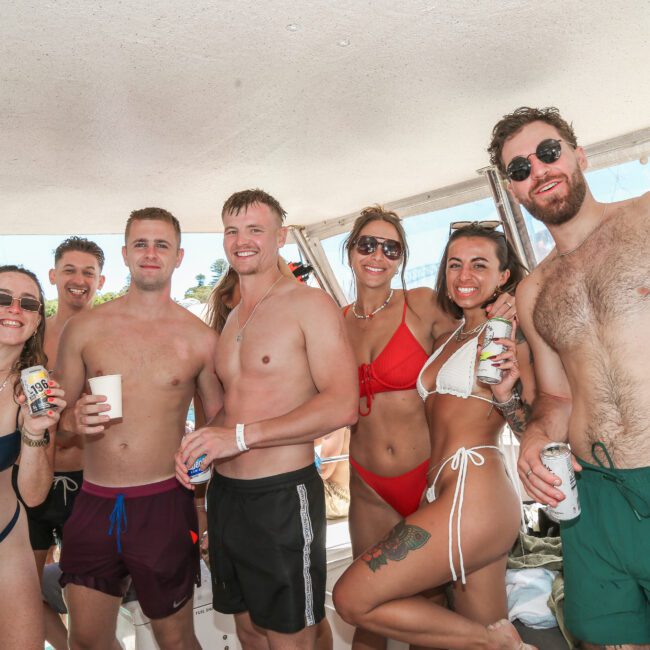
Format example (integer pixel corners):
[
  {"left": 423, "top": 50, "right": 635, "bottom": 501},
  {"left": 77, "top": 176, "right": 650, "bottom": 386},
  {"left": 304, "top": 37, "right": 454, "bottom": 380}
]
[
  {"left": 525, "top": 468, "right": 533, "bottom": 478},
  {"left": 505, "top": 301, "right": 512, "bottom": 308}
]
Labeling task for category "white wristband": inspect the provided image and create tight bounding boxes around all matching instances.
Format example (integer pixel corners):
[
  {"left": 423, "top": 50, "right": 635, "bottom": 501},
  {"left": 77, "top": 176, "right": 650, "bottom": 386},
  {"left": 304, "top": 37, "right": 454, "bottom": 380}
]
[{"left": 235, "top": 423, "right": 249, "bottom": 452}]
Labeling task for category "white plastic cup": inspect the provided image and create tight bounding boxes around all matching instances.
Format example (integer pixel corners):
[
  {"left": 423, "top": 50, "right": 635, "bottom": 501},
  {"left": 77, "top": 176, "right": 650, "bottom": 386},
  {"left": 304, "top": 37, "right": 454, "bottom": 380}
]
[{"left": 88, "top": 374, "right": 123, "bottom": 419}]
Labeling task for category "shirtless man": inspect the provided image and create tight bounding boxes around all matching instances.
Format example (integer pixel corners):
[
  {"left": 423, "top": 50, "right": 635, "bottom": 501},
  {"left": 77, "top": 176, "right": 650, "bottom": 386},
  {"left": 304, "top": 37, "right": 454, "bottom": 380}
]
[
  {"left": 177, "top": 189, "right": 358, "bottom": 650},
  {"left": 56, "top": 208, "right": 223, "bottom": 650},
  {"left": 489, "top": 106, "right": 650, "bottom": 648},
  {"left": 13, "top": 237, "right": 105, "bottom": 649}
]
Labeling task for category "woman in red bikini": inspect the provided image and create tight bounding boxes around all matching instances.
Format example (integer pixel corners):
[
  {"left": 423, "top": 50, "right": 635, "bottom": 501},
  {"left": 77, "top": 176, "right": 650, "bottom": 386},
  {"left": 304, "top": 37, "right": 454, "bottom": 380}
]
[{"left": 342, "top": 208, "right": 516, "bottom": 650}]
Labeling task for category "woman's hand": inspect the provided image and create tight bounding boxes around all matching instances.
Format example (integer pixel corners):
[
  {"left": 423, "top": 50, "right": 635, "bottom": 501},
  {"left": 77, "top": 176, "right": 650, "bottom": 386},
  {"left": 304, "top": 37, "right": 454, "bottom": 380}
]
[
  {"left": 20, "top": 379, "right": 66, "bottom": 436},
  {"left": 489, "top": 321, "right": 520, "bottom": 403}
]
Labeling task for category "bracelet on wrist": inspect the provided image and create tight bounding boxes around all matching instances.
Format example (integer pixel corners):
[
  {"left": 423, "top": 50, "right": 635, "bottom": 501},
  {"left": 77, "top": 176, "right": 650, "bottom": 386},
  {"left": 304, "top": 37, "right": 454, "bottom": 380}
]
[
  {"left": 21, "top": 426, "right": 50, "bottom": 448},
  {"left": 494, "top": 391, "right": 522, "bottom": 416},
  {"left": 235, "top": 423, "right": 249, "bottom": 452}
]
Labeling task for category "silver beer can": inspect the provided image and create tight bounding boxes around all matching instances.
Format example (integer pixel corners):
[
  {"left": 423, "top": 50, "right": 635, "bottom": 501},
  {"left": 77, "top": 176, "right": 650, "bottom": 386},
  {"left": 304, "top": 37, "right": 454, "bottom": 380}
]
[
  {"left": 188, "top": 454, "right": 212, "bottom": 484},
  {"left": 477, "top": 317, "right": 512, "bottom": 385},
  {"left": 20, "top": 365, "right": 50, "bottom": 417},
  {"left": 541, "top": 442, "right": 581, "bottom": 521}
]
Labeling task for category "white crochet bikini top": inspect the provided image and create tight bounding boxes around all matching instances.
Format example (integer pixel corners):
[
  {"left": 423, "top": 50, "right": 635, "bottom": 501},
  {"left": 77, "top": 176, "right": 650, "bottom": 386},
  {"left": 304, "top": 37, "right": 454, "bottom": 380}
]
[{"left": 416, "top": 322, "right": 494, "bottom": 404}]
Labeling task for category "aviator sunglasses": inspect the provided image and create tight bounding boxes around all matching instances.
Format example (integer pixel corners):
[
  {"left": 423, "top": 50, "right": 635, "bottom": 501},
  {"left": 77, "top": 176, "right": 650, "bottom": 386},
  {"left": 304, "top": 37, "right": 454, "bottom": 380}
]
[
  {"left": 353, "top": 235, "right": 403, "bottom": 260},
  {"left": 0, "top": 292, "right": 41, "bottom": 313},
  {"left": 449, "top": 220, "right": 504, "bottom": 236},
  {"left": 506, "top": 138, "right": 564, "bottom": 182}
]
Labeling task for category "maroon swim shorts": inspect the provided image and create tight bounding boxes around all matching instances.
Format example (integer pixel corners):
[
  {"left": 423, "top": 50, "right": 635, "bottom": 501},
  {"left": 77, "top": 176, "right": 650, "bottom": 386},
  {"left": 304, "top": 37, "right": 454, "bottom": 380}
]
[{"left": 60, "top": 477, "right": 200, "bottom": 620}]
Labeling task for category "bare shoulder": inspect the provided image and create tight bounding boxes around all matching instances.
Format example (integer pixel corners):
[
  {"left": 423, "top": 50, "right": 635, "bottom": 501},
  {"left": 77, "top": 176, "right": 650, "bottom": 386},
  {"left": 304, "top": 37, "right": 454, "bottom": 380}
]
[
  {"left": 287, "top": 282, "right": 339, "bottom": 314},
  {"left": 405, "top": 287, "right": 447, "bottom": 324},
  {"left": 624, "top": 191, "right": 650, "bottom": 222}
]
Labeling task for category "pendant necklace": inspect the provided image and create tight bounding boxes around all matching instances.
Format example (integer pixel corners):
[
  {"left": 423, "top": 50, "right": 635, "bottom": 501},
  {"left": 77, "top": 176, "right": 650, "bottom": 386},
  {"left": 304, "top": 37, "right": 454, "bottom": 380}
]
[
  {"left": 352, "top": 290, "right": 394, "bottom": 320},
  {"left": 236, "top": 276, "right": 282, "bottom": 343}
]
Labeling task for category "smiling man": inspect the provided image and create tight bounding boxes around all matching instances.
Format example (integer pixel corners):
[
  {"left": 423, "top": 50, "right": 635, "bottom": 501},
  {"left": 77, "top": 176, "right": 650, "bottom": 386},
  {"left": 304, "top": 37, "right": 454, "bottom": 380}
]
[
  {"left": 55, "top": 208, "right": 223, "bottom": 650},
  {"left": 177, "top": 189, "right": 357, "bottom": 650},
  {"left": 489, "top": 107, "right": 650, "bottom": 648}
]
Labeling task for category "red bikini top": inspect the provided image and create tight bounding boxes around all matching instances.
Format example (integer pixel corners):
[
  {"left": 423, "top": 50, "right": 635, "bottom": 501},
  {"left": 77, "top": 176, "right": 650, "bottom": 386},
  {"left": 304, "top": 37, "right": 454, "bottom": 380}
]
[{"left": 345, "top": 301, "right": 429, "bottom": 416}]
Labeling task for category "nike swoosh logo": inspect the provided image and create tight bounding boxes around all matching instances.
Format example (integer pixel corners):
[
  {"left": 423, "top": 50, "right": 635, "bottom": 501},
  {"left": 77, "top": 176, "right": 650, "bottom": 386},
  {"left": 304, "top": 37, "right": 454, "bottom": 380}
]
[{"left": 173, "top": 595, "right": 189, "bottom": 609}]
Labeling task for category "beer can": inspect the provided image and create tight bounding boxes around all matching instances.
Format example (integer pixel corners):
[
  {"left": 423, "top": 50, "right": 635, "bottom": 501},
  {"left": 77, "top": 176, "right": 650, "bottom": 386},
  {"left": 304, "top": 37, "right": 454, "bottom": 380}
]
[
  {"left": 541, "top": 442, "right": 581, "bottom": 521},
  {"left": 20, "top": 365, "right": 50, "bottom": 417},
  {"left": 477, "top": 317, "right": 513, "bottom": 384},
  {"left": 188, "top": 454, "right": 211, "bottom": 484}
]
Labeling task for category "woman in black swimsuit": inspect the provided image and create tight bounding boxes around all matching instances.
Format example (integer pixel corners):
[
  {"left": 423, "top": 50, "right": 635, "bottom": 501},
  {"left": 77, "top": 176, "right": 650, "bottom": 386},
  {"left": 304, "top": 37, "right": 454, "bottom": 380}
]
[{"left": 0, "top": 265, "right": 66, "bottom": 648}]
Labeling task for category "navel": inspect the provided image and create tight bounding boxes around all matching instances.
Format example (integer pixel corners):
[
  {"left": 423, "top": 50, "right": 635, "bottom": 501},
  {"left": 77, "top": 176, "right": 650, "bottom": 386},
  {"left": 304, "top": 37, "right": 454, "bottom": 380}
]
[{"left": 262, "top": 356, "right": 270, "bottom": 364}]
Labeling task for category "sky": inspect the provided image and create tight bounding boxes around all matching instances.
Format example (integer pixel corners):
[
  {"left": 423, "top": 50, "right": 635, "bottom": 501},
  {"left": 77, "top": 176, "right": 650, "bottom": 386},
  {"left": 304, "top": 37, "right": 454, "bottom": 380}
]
[{"left": 1, "top": 159, "right": 647, "bottom": 302}]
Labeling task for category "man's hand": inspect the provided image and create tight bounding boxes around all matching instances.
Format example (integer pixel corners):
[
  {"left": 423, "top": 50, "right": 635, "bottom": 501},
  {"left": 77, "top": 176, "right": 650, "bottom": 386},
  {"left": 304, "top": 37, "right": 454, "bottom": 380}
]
[
  {"left": 71, "top": 393, "right": 112, "bottom": 434},
  {"left": 518, "top": 426, "right": 570, "bottom": 506},
  {"left": 486, "top": 291, "right": 516, "bottom": 321},
  {"left": 175, "top": 425, "right": 242, "bottom": 488}
]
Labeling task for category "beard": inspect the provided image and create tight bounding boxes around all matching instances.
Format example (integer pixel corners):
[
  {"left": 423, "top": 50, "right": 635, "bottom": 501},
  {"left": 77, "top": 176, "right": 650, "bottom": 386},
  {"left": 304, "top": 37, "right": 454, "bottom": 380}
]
[{"left": 521, "top": 167, "right": 587, "bottom": 226}]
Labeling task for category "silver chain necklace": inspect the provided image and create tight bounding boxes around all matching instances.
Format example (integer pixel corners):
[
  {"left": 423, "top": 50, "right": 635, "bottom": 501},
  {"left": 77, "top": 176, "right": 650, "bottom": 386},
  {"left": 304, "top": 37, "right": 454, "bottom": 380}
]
[
  {"left": 0, "top": 375, "right": 9, "bottom": 394},
  {"left": 236, "top": 276, "right": 282, "bottom": 343},
  {"left": 557, "top": 205, "right": 608, "bottom": 258},
  {"left": 352, "top": 290, "right": 394, "bottom": 320},
  {"left": 455, "top": 320, "right": 487, "bottom": 342}
]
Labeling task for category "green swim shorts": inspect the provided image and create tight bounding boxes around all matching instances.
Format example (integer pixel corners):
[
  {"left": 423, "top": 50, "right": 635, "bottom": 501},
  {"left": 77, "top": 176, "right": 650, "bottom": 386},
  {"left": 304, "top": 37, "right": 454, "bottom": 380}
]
[{"left": 561, "top": 446, "right": 650, "bottom": 645}]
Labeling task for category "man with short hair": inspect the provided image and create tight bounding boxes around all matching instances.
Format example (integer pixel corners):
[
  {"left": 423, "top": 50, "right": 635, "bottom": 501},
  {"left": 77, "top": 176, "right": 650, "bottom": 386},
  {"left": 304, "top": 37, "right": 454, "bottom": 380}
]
[
  {"left": 177, "top": 189, "right": 358, "bottom": 650},
  {"left": 489, "top": 106, "right": 650, "bottom": 648},
  {"left": 57, "top": 208, "right": 223, "bottom": 650},
  {"left": 12, "top": 236, "right": 105, "bottom": 649}
]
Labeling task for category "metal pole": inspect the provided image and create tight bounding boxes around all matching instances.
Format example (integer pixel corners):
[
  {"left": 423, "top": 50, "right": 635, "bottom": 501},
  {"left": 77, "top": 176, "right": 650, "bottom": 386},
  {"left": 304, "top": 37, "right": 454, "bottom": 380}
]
[
  {"left": 479, "top": 166, "right": 537, "bottom": 270},
  {"left": 290, "top": 226, "right": 348, "bottom": 306}
]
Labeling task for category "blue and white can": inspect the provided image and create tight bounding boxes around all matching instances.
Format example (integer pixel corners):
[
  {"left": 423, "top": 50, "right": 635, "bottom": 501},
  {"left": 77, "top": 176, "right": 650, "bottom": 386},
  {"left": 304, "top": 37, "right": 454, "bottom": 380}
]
[{"left": 188, "top": 454, "right": 211, "bottom": 484}]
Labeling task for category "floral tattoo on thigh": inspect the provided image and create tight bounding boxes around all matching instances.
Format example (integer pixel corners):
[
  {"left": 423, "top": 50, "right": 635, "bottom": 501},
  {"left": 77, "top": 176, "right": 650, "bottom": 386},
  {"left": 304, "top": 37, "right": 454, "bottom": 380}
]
[{"left": 362, "top": 521, "right": 431, "bottom": 572}]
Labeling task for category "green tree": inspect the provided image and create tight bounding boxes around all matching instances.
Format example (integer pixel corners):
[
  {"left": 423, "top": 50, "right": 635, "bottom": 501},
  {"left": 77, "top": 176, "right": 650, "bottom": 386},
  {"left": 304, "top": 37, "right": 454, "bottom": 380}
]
[
  {"left": 210, "top": 259, "right": 227, "bottom": 285},
  {"left": 45, "top": 299, "right": 58, "bottom": 318},
  {"left": 196, "top": 273, "right": 206, "bottom": 288}
]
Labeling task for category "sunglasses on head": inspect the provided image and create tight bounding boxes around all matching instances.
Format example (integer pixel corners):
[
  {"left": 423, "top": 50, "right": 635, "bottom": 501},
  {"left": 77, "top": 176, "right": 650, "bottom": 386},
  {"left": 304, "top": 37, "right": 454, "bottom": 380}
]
[
  {"left": 449, "top": 220, "right": 503, "bottom": 236},
  {"left": 353, "top": 235, "right": 403, "bottom": 261},
  {"left": 506, "top": 138, "right": 563, "bottom": 182},
  {"left": 0, "top": 292, "right": 41, "bottom": 313}
]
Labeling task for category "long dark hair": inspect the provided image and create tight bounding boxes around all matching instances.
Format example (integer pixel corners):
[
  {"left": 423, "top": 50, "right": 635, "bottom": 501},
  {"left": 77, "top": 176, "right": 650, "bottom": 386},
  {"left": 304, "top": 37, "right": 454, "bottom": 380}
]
[
  {"left": 435, "top": 226, "right": 528, "bottom": 319},
  {"left": 205, "top": 267, "right": 239, "bottom": 334},
  {"left": 0, "top": 265, "right": 48, "bottom": 391},
  {"left": 343, "top": 205, "right": 409, "bottom": 297}
]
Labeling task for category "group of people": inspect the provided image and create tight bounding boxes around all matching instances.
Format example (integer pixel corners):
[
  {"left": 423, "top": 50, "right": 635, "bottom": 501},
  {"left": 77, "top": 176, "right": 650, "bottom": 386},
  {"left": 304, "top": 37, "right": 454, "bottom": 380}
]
[{"left": 0, "top": 104, "right": 648, "bottom": 650}]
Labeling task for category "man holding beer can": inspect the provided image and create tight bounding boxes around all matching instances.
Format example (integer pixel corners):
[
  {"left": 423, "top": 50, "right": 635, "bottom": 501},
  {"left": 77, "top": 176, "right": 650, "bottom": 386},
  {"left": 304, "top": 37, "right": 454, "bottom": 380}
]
[
  {"left": 176, "top": 190, "right": 358, "bottom": 650},
  {"left": 55, "top": 209, "right": 223, "bottom": 649},
  {"left": 490, "top": 106, "right": 650, "bottom": 646}
]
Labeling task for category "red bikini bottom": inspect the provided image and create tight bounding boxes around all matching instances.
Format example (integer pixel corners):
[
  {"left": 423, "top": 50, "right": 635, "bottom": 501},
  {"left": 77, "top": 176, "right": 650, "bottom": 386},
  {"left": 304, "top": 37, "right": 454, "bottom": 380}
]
[{"left": 350, "top": 457, "right": 429, "bottom": 518}]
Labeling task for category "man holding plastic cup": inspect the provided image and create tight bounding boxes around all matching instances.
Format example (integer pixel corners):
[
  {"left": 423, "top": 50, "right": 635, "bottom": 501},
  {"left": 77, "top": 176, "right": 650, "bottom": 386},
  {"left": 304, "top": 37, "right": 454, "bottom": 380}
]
[{"left": 55, "top": 208, "right": 223, "bottom": 649}]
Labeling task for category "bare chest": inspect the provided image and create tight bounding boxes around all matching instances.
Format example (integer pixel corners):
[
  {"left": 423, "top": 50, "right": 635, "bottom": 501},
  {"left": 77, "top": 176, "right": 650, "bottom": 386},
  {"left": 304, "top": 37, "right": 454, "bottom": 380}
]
[
  {"left": 83, "top": 328, "right": 202, "bottom": 390},
  {"left": 534, "top": 219, "right": 650, "bottom": 351}
]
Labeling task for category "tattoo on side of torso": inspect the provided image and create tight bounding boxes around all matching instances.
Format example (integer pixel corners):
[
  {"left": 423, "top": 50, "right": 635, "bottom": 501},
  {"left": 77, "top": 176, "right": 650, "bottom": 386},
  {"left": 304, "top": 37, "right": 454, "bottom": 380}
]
[{"left": 362, "top": 521, "right": 431, "bottom": 572}]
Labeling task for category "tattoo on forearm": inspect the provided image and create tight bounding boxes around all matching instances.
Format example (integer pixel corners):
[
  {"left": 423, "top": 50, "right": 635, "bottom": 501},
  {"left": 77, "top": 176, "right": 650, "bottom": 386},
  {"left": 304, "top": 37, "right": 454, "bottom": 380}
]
[
  {"left": 505, "top": 400, "right": 532, "bottom": 435},
  {"left": 361, "top": 521, "right": 430, "bottom": 572}
]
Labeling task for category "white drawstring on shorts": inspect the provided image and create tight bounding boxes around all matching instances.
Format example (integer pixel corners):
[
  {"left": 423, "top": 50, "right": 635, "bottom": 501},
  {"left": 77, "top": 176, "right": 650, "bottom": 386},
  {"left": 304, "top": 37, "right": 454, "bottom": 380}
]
[
  {"left": 426, "top": 445, "right": 501, "bottom": 585},
  {"left": 53, "top": 475, "right": 79, "bottom": 506}
]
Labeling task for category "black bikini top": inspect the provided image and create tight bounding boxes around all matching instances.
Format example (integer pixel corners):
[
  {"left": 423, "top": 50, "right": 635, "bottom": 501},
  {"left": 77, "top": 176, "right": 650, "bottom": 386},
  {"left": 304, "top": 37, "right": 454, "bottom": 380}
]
[{"left": 0, "top": 410, "right": 21, "bottom": 472}]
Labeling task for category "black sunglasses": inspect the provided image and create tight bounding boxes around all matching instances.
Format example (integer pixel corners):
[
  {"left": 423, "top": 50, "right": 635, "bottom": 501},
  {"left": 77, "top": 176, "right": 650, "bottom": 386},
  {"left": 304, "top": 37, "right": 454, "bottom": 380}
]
[
  {"left": 449, "top": 220, "right": 504, "bottom": 236},
  {"left": 0, "top": 292, "right": 41, "bottom": 313},
  {"left": 353, "top": 235, "right": 403, "bottom": 261},
  {"left": 506, "top": 138, "right": 563, "bottom": 182}
]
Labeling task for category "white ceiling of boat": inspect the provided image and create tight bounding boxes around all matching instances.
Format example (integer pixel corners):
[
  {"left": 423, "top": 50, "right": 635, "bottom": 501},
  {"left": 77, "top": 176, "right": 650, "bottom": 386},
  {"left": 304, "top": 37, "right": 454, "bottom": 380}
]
[{"left": 2, "top": 0, "right": 649, "bottom": 235}]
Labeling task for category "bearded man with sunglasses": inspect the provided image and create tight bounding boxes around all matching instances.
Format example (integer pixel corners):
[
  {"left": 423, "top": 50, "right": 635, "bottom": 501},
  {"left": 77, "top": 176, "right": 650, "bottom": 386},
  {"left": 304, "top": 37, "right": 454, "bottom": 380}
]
[{"left": 489, "top": 106, "right": 650, "bottom": 648}]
